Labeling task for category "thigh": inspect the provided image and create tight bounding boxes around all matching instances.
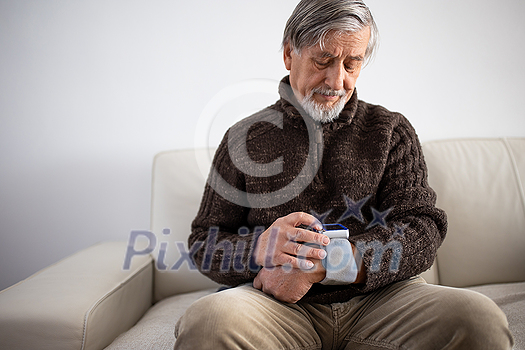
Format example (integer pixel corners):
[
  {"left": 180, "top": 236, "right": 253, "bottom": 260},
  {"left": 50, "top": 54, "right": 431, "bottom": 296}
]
[
  {"left": 174, "top": 284, "right": 323, "bottom": 350},
  {"left": 339, "top": 277, "right": 512, "bottom": 350}
]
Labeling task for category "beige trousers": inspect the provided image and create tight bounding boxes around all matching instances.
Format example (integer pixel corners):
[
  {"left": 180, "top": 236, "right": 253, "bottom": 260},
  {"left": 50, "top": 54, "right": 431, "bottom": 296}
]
[{"left": 174, "top": 276, "right": 513, "bottom": 350}]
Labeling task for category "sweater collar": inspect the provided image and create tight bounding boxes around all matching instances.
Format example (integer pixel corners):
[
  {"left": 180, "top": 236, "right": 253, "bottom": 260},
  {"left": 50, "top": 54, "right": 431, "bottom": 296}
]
[{"left": 277, "top": 76, "right": 359, "bottom": 127}]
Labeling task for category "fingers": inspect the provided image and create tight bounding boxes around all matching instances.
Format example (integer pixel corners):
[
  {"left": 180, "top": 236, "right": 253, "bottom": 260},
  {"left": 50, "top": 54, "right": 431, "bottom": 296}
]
[
  {"left": 282, "top": 240, "right": 327, "bottom": 260},
  {"left": 261, "top": 233, "right": 327, "bottom": 269},
  {"left": 280, "top": 212, "right": 330, "bottom": 246},
  {"left": 284, "top": 212, "right": 324, "bottom": 232},
  {"left": 286, "top": 227, "right": 330, "bottom": 246},
  {"left": 255, "top": 212, "right": 331, "bottom": 269},
  {"left": 271, "top": 253, "right": 315, "bottom": 270},
  {"left": 259, "top": 230, "right": 327, "bottom": 268}
]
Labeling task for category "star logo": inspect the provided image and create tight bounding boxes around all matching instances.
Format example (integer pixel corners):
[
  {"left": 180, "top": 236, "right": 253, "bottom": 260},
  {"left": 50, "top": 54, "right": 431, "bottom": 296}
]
[
  {"left": 366, "top": 207, "right": 393, "bottom": 230},
  {"left": 310, "top": 209, "right": 332, "bottom": 225},
  {"left": 392, "top": 223, "right": 409, "bottom": 239},
  {"left": 338, "top": 194, "right": 371, "bottom": 223}
]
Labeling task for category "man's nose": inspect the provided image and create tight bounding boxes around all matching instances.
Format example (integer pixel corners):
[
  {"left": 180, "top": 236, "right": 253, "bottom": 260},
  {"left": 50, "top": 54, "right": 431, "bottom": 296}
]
[{"left": 324, "top": 63, "right": 346, "bottom": 91}]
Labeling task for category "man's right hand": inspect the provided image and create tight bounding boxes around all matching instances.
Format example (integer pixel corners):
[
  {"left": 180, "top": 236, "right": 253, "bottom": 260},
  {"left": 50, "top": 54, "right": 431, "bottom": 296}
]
[{"left": 253, "top": 212, "right": 330, "bottom": 270}]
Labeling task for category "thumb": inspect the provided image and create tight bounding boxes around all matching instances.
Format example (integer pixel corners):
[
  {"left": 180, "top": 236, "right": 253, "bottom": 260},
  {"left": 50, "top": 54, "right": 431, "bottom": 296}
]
[{"left": 253, "top": 275, "right": 262, "bottom": 290}]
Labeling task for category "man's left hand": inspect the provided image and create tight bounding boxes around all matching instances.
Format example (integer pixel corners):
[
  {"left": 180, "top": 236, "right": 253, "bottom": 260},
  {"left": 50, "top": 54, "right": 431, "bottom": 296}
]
[{"left": 252, "top": 259, "right": 326, "bottom": 303}]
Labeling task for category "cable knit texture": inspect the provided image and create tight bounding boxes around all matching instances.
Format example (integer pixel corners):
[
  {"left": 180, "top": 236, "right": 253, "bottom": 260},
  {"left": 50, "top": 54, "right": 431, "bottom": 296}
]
[{"left": 190, "top": 76, "right": 447, "bottom": 304}]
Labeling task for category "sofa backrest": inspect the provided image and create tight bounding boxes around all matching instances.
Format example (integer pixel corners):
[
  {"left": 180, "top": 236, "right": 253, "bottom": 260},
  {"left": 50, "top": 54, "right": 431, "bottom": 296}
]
[
  {"left": 422, "top": 138, "right": 525, "bottom": 287},
  {"left": 150, "top": 138, "right": 525, "bottom": 300},
  {"left": 150, "top": 149, "right": 219, "bottom": 302}
]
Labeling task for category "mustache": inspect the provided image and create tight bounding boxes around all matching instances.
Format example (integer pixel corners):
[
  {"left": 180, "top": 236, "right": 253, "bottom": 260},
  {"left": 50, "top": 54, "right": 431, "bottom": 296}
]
[{"left": 310, "top": 87, "right": 346, "bottom": 97}]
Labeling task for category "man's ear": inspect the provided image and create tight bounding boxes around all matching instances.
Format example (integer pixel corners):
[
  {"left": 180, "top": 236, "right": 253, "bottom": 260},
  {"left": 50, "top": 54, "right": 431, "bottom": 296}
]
[{"left": 283, "top": 42, "right": 293, "bottom": 71}]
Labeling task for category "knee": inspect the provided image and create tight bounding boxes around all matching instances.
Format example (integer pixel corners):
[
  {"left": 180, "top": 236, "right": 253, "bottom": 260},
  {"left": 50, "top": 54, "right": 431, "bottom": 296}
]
[
  {"left": 435, "top": 288, "right": 513, "bottom": 349},
  {"left": 174, "top": 287, "right": 261, "bottom": 348},
  {"left": 176, "top": 289, "right": 243, "bottom": 336}
]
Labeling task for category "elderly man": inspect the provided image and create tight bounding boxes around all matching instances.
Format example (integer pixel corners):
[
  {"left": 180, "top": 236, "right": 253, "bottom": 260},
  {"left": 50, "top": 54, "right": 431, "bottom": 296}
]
[{"left": 174, "top": 0, "right": 513, "bottom": 349}]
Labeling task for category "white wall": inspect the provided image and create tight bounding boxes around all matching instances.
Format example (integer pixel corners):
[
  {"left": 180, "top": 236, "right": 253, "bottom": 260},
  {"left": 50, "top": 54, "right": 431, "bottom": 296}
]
[{"left": 1, "top": 0, "right": 524, "bottom": 291}]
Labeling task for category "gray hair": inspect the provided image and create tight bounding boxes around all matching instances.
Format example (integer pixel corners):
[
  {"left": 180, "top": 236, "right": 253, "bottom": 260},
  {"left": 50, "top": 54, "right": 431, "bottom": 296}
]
[{"left": 282, "top": 0, "right": 378, "bottom": 65}]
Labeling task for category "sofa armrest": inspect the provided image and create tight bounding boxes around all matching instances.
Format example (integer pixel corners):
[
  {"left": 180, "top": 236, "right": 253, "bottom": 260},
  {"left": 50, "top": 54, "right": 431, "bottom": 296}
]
[{"left": 0, "top": 241, "right": 153, "bottom": 350}]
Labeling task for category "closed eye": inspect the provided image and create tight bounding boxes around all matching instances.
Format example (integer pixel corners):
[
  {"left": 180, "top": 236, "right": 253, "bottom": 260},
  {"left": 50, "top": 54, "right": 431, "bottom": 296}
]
[{"left": 314, "top": 59, "right": 331, "bottom": 69}]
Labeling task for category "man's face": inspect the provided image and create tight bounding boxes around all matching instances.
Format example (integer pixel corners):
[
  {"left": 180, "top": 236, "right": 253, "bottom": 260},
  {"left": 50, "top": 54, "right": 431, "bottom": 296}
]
[{"left": 284, "top": 28, "right": 370, "bottom": 120}]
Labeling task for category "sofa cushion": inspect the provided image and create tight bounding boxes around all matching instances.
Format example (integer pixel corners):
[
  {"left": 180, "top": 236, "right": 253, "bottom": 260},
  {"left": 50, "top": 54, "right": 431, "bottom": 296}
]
[
  {"left": 105, "top": 288, "right": 216, "bottom": 350},
  {"left": 106, "top": 282, "right": 524, "bottom": 350},
  {"left": 467, "top": 281, "right": 525, "bottom": 350},
  {"left": 423, "top": 138, "right": 525, "bottom": 287}
]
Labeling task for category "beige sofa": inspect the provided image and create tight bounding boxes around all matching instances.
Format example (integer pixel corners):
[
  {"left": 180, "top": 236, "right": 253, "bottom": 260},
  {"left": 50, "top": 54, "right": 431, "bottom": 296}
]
[{"left": 0, "top": 137, "right": 523, "bottom": 350}]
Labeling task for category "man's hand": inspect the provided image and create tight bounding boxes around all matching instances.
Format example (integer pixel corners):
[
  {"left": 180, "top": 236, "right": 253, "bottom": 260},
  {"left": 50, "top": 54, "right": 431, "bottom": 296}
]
[
  {"left": 253, "top": 259, "right": 326, "bottom": 303},
  {"left": 253, "top": 212, "right": 330, "bottom": 270}
]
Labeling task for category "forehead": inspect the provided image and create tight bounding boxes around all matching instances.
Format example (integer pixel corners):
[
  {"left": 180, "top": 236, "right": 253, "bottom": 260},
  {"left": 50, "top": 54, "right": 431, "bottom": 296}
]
[{"left": 304, "top": 28, "right": 370, "bottom": 60}]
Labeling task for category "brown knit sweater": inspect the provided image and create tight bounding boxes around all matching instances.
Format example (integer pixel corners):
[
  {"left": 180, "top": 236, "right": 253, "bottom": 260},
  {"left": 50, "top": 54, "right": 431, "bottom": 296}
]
[{"left": 190, "top": 77, "right": 447, "bottom": 304}]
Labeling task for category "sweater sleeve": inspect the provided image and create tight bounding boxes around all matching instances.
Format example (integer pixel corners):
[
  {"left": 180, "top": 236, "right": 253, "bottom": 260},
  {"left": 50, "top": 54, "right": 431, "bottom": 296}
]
[
  {"left": 189, "top": 130, "right": 261, "bottom": 287},
  {"left": 347, "top": 114, "right": 447, "bottom": 294}
]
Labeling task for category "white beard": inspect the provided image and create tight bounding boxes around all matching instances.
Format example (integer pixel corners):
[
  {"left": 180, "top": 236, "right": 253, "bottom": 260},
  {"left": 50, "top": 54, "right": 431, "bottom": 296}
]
[{"left": 299, "top": 87, "right": 348, "bottom": 123}]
